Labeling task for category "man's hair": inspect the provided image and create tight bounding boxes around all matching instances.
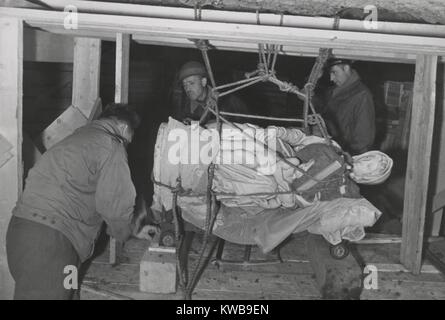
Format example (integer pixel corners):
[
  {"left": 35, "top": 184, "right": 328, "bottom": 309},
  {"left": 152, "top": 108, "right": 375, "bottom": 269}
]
[{"left": 99, "top": 103, "right": 141, "bottom": 130}]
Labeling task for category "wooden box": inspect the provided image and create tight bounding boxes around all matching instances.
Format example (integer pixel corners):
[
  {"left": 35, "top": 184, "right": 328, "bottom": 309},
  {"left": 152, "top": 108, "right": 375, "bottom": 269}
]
[{"left": 140, "top": 245, "right": 177, "bottom": 294}]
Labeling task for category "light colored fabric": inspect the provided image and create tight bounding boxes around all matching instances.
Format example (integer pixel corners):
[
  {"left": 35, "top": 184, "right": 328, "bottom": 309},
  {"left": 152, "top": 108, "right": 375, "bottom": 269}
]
[
  {"left": 307, "top": 198, "right": 382, "bottom": 245},
  {"left": 350, "top": 150, "right": 393, "bottom": 185},
  {"left": 177, "top": 197, "right": 381, "bottom": 250},
  {"left": 151, "top": 119, "right": 382, "bottom": 250},
  {"left": 152, "top": 118, "right": 320, "bottom": 210}
]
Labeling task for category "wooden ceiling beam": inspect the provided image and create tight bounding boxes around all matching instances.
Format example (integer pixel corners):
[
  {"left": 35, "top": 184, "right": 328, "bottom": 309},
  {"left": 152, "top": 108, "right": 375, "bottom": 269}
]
[
  {"left": 133, "top": 34, "right": 422, "bottom": 64},
  {"left": 1, "top": 7, "right": 445, "bottom": 59}
]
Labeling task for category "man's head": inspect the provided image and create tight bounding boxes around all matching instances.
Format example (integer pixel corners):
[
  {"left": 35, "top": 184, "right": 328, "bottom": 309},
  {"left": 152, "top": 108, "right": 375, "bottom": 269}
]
[
  {"left": 327, "top": 59, "right": 353, "bottom": 87},
  {"left": 99, "top": 103, "right": 141, "bottom": 144},
  {"left": 178, "top": 61, "right": 208, "bottom": 101}
]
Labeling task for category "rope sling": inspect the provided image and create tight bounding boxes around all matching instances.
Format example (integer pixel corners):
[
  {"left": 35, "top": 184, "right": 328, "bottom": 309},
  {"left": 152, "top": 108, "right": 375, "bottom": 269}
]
[{"left": 156, "top": 37, "right": 337, "bottom": 299}]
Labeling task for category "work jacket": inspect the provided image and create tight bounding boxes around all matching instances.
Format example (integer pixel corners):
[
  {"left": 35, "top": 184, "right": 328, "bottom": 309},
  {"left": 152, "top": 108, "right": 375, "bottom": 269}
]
[
  {"left": 12, "top": 119, "right": 137, "bottom": 262},
  {"left": 322, "top": 71, "right": 376, "bottom": 155},
  {"left": 175, "top": 85, "right": 249, "bottom": 124}
]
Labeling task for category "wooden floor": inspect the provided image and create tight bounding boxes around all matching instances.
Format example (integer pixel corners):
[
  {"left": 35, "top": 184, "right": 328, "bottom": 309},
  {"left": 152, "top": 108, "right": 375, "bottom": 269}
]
[{"left": 80, "top": 233, "right": 445, "bottom": 300}]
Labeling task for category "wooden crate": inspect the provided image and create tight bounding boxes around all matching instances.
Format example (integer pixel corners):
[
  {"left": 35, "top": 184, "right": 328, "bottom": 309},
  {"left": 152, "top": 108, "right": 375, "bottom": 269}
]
[{"left": 140, "top": 245, "right": 177, "bottom": 294}]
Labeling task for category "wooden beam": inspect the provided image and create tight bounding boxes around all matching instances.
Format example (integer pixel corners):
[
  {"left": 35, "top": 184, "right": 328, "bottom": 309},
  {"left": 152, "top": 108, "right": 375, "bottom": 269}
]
[
  {"left": 115, "top": 33, "right": 130, "bottom": 104},
  {"left": 401, "top": 55, "right": 438, "bottom": 274},
  {"left": 72, "top": 37, "right": 101, "bottom": 119},
  {"left": 133, "top": 34, "right": 430, "bottom": 64},
  {"left": 109, "top": 33, "right": 130, "bottom": 265},
  {"left": 88, "top": 97, "right": 103, "bottom": 122},
  {"left": 0, "top": 17, "right": 23, "bottom": 300},
  {"left": 40, "top": 105, "right": 88, "bottom": 150},
  {"left": 19, "top": 0, "right": 445, "bottom": 34},
  {"left": 22, "top": 131, "right": 41, "bottom": 178},
  {"left": 39, "top": 36, "right": 102, "bottom": 151},
  {"left": 0, "top": 0, "right": 41, "bottom": 8},
  {"left": 31, "top": 26, "right": 117, "bottom": 42},
  {"left": 2, "top": 7, "right": 445, "bottom": 57}
]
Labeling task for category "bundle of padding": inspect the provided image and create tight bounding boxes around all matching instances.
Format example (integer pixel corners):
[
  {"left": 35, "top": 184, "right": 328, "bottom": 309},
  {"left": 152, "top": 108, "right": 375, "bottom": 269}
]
[
  {"left": 150, "top": 117, "right": 383, "bottom": 248},
  {"left": 351, "top": 151, "right": 393, "bottom": 185}
]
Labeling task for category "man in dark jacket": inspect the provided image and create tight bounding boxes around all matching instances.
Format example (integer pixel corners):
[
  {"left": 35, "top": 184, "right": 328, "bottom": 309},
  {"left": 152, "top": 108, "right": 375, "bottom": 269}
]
[
  {"left": 174, "top": 61, "right": 249, "bottom": 125},
  {"left": 321, "top": 59, "right": 375, "bottom": 155},
  {"left": 6, "top": 103, "right": 158, "bottom": 300}
]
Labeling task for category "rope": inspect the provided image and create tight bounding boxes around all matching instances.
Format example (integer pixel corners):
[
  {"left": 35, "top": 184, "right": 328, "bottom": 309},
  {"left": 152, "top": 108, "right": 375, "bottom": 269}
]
[
  {"left": 178, "top": 36, "right": 341, "bottom": 300},
  {"left": 214, "top": 76, "right": 262, "bottom": 92},
  {"left": 219, "top": 111, "right": 304, "bottom": 123},
  {"left": 171, "top": 179, "right": 188, "bottom": 295},
  {"left": 184, "top": 93, "right": 223, "bottom": 300},
  {"left": 198, "top": 40, "right": 217, "bottom": 88},
  {"left": 185, "top": 169, "right": 219, "bottom": 299},
  {"left": 151, "top": 173, "right": 341, "bottom": 198},
  {"left": 304, "top": 47, "right": 333, "bottom": 139},
  {"left": 270, "top": 45, "right": 279, "bottom": 74},
  {"left": 205, "top": 105, "right": 326, "bottom": 183},
  {"left": 333, "top": 14, "right": 341, "bottom": 30},
  {"left": 267, "top": 77, "right": 306, "bottom": 99}
]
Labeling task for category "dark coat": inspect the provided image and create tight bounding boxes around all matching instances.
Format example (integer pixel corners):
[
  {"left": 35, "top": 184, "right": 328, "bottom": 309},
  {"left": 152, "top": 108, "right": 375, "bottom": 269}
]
[{"left": 322, "top": 71, "right": 375, "bottom": 155}]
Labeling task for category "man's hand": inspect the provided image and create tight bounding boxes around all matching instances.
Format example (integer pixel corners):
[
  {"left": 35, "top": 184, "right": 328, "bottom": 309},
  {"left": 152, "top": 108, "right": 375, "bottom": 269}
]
[{"left": 134, "top": 224, "right": 160, "bottom": 241}]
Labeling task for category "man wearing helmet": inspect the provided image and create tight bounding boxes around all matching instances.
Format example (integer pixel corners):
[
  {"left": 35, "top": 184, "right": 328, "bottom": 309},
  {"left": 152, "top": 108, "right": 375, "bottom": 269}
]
[{"left": 175, "top": 61, "right": 249, "bottom": 125}]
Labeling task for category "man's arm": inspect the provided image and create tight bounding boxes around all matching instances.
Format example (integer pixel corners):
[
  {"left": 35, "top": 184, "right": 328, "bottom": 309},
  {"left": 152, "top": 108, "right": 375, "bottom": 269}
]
[
  {"left": 350, "top": 91, "right": 376, "bottom": 155},
  {"left": 95, "top": 143, "right": 137, "bottom": 242}
]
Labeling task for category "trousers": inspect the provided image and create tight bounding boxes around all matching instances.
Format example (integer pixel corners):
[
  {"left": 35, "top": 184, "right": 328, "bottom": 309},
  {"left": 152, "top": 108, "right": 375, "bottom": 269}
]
[{"left": 6, "top": 216, "right": 81, "bottom": 300}]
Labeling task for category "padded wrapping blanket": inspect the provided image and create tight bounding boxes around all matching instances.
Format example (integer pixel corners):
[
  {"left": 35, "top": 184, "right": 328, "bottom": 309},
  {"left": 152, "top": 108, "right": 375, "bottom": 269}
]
[{"left": 151, "top": 118, "right": 382, "bottom": 249}]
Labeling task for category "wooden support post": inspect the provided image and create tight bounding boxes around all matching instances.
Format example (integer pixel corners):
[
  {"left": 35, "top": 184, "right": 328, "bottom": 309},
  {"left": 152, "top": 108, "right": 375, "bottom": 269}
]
[
  {"left": 109, "top": 33, "right": 130, "bottom": 265},
  {"left": 0, "top": 17, "right": 23, "bottom": 300},
  {"left": 72, "top": 37, "right": 101, "bottom": 118},
  {"left": 40, "top": 105, "right": 88, "bottom": 150},
  {"left": 115, "top": 33, "right": 130, "bottom": 104},
  {"left": 22, "top": 132, "right": 41, "bottom": 178},
  {"left": 401, "top": 55, "right": 438, "bottom": 274},
  {"left": 430, "top": 64, "right": 445, "bottom": 236},
  {"left": 39, "top": 38, "right": 101, "bottom": 152}
]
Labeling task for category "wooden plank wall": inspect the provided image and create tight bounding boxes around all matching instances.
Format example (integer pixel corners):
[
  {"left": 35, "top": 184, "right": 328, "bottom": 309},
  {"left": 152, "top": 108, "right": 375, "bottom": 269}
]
[
  {"left": 401, "top": 55, "right": 438, "bottom": 274},
  {"left": 0, "top": 17, "right": 23, "bottom": 300},
  {"left": 23, "top": 62, "right": 73, "bottom": 138},
  {"left": 24, "top": 28, "right": 74, "bottom": 63}
]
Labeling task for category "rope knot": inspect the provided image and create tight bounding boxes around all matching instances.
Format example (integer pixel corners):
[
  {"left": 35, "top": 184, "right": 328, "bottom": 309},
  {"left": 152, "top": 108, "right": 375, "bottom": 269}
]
[{"left": 304, "top": 82, "right": 315, "bottom": 92}]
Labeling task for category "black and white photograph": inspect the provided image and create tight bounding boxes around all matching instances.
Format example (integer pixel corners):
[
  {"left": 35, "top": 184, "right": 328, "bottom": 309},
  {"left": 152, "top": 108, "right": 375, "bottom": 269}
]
[{"left": 0, "top": 0, "right": 445, "bottom": 303}]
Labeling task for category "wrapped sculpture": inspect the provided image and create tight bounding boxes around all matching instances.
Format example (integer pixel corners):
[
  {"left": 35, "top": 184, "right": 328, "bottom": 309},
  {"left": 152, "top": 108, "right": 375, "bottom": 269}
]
[{"left": 151, "top": 118, "right": 391, "bottom": 250}]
